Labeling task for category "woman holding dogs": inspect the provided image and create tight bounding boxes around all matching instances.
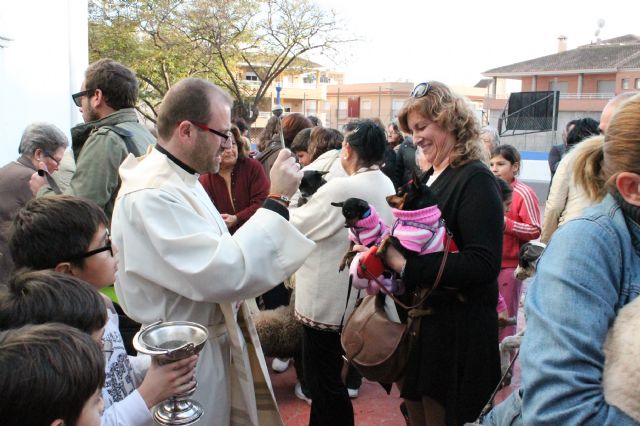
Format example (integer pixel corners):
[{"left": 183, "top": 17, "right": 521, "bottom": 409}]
[
  {"left": 291, "top": 120, "right": 395, "bottom": 426},
  {"left": 381, "top": 81, "right": 503, "bottom": 425}
]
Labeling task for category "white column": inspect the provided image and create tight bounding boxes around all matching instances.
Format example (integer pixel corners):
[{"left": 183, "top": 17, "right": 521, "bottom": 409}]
[
  {"left": 577, "top": 73, "right": 584, "bottom": 97},
  {"left": 0, "top": 0, "right": 88, "bottom": 165}
]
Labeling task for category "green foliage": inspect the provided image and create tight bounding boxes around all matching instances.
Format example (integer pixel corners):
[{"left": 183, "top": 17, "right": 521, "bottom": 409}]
[{"left": 89, "top": 0, "right": 349, "bottom": 123}]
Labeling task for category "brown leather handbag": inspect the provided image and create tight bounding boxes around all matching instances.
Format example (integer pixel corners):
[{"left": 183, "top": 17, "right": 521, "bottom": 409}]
[{"left": 340, "top": 238, "right": 450, "bottom": 384}]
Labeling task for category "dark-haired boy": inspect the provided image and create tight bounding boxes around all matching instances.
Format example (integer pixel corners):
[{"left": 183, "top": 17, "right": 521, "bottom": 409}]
[
  {"left": 0, "top": 322, "right": 105, "bottom": 426},
  {"left": 0, "top": 270, "right": 108, "bottom": 341},
  {"left": 8, "top": 195, "right": 197, "bottom": 426}
]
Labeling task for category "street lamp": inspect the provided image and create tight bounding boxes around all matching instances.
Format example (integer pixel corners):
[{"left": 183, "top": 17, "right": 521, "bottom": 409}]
[{"left": 389, "top": 86, "right": 395, "bottom": 123}]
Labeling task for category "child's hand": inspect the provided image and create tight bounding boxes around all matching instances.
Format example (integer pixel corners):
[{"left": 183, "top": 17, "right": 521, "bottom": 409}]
[{"left": 138, "top": 354, "right": 198, "bottom": 408}]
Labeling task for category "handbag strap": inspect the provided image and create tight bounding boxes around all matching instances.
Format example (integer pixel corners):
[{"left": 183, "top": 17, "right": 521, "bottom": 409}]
[
  {"left": 339, "top": 275, "right": 361, "bottom": 332},
  {"left": 361, "top": 229, "right": 452, "bottom": 311},
  {"left": 474, "top": 349, "right": 520, "bottom": 422}
]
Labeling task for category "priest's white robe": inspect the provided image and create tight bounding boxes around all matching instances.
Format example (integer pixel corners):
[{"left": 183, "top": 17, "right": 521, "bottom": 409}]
[{"left": 112, "top": 148, "right": 314, "bottom": 425}]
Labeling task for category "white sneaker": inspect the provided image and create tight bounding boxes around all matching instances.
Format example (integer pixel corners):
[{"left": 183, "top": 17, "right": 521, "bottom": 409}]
[
  {"left": 347, "top": 387, "right": 359, "bottom": 399},
  {"left": 294, "top": 382, "right": 312, "bottom": 405},
  {"left": 271, "top": 357, "right": 290, "bottom": 373}
]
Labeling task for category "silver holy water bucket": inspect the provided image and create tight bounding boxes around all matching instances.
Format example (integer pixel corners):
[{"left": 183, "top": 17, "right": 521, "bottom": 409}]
[{"left": 133, "top": 320, "right": 209, "bottom": 425}]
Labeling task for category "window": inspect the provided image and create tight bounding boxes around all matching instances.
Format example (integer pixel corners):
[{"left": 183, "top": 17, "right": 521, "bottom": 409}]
[
  {"left": 597, "top": 80, "right": 616, "bottom": 94},
  {"left": 338, "top": 100, "right": 348, "bottom": 118},
  {"left": 306, "top": 101, "right": 317, "bottom": 113},
  {"left": 635, "top": 78, "right": 640, "bottom": 90},
  {"left": 320, "top": 75, "right": 331, "bottom": 83},
  {"left": 548, "top": 81, "right": 568, "bottom": 93},
  {"left": 392, "top": 99, "right": 405, "bottom": 110},
  {"left": 245, "top": 72, "right": 259, "bottom": 82},
  {"left": 361, "top": 99, "right": 371, "bottom": 110},
  {"left": 622, "top": 79, "right": 630, "bottom": 90}
]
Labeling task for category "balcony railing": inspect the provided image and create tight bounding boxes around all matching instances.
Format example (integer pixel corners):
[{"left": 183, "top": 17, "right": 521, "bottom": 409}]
[
  {"left": 485, "top": 92, "right": 615, "bottom": 100},
  {"left": 257, "top": 110, "right": 321, "bottom": 119},
  {"left": 242, "top": 80, "right": 328, "bottom": 89}
]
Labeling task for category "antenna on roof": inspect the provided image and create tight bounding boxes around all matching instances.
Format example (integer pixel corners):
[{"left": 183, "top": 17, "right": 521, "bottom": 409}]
[{"left": 594, "top": 19, "right": 605, "bottom": 43}]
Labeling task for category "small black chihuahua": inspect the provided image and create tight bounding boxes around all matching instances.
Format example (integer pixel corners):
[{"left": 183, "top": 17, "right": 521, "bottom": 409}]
[
  {"left": 331, "top": 197, "right": 383, "bottom": 271},
  {"left": 298, "top": 170, "right": 328, "bottom": 206},
  {"left": 331, "top": 197, "right": 370, "bottom": 228}
]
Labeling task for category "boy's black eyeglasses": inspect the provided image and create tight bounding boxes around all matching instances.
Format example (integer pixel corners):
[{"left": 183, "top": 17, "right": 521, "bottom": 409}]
[
  {"left": 189, "top": 121, "right": 232, "bottom": 141},
  {"left": 71, "top": 89, "right": 95, "bottom": 107},
  {"left": 411, "top": 82, "right": 432, "bottom": 98},
  {"left": 69, "top": 230, "right": 113, "bottom": 260}
]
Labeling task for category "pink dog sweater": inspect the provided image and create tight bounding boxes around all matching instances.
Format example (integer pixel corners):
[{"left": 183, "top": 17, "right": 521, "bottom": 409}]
[
  {"left": 390, "top": 205, "right": 446, "bottom": 255},
  {"left": 348, "top": 205, "right": 389, "bottom": 247}
]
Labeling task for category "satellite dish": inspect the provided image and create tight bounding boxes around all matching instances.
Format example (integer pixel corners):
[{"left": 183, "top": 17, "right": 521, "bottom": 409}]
[{"left": 595, "top": 19, "right": 605, "bottom": 40}]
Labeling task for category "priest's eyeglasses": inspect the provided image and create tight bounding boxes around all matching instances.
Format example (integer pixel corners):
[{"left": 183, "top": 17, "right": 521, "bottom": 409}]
[{"left": 190, "top": 121, "right": 232, "bottom": 141}]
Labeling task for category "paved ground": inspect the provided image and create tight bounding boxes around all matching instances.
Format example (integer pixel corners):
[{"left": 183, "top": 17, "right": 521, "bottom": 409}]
[
  {"left": 268, "top": 284, "right": 526, "bottom": 426},
  {"left": 269, "top": 360, "right": 406, "bottom": 425},
  {"left": 269, "top": 359, "right": 520, "bottom": 425}
]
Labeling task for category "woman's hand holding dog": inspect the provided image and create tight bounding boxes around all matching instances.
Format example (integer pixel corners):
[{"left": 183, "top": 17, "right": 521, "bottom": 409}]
[{"left": 379, "top": 242, "right": 407, "bottom": 275}]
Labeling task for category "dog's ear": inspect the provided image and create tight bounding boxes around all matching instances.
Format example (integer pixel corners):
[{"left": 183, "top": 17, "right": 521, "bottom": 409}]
[
  {"left": 411, "top": 169, "right": 422, "bottom": 186},
  {"left": 318, "top": 170, "right": 329, "bottom": 176},
  {"left": 386, "top": 194, "right": 406, "bottom": 209},
  {"left": 331, "top": 201, "right": 344, "bottom": 208},
  {"left": 411, "top": 177, "right": 421, "bottom": 194}
]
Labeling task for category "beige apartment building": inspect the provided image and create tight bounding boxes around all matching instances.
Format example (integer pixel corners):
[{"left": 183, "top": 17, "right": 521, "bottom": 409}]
[
  {"left": 242, "top": 60, "right": 344, "bottom": 129},
  {"left": 324, "top": 82, "right": 413, "bottom": 129},
  {"left": 243, "top": 62, "right": 486, "bottom": 136}
]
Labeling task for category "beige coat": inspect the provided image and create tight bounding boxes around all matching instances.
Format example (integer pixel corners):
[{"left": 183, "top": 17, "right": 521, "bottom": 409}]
[
  {"left": 541, "top": 143, "right": 597, "bottom": 243},
  {"left": 292, "top": 167, "right": 395, "bottom": 330},
  {"left": 112, "top": 148, "right": 314, "bottom": 425}
]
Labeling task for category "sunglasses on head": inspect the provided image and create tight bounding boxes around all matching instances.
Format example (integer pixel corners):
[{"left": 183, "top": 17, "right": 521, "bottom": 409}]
[{"left": 410, "top": 82, "right": 432, "bottom": 98}]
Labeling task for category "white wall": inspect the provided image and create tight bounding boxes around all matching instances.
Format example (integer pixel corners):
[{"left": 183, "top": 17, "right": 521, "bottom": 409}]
[{"left": 0, "top": 0, "right": 87, "bottom": 165}]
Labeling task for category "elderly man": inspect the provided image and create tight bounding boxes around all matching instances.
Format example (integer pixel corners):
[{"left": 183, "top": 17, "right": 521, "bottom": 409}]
[
  {"left": 30, "top": 59, "right": 155, "bottom": 219},
  {"left": 0, "top": 123, "right": 68, "bottom": 282},
  {"left": 599, "top": 91, "right": 638, "bottom": 134},
  {"left": 112, "top": 77, "right": 314, "bottom": 425},
  {"left": 481, "top": 125, "right": 501, "bottom": 156}
]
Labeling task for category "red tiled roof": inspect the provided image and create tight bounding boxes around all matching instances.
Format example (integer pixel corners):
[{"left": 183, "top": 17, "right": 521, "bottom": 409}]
[{"left": 483, "top": 34, "right": 640, "bottom": 76}]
